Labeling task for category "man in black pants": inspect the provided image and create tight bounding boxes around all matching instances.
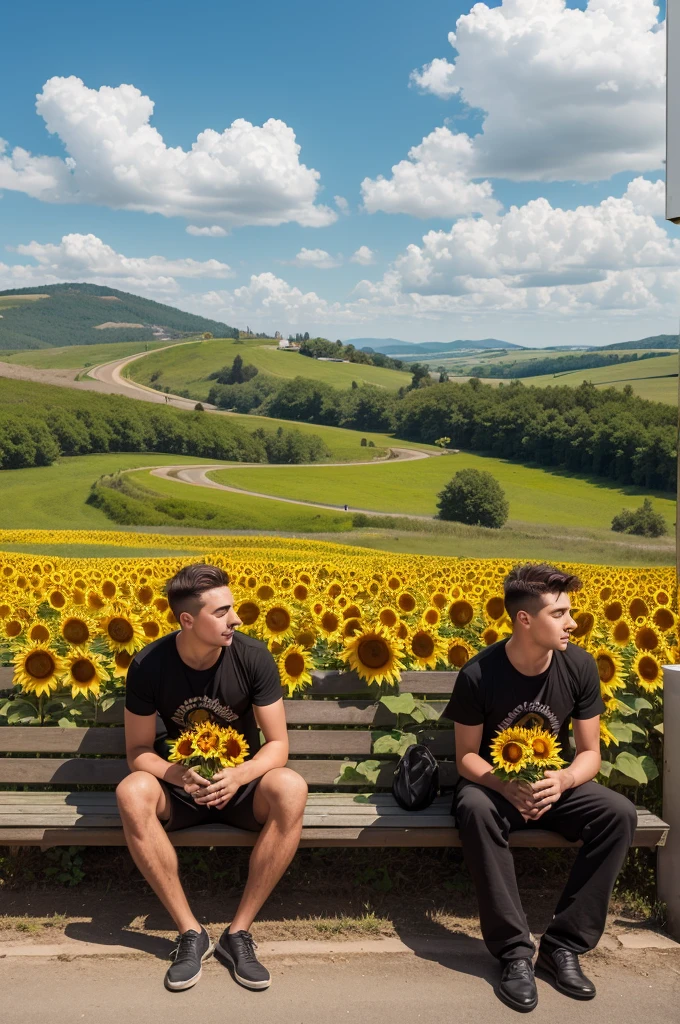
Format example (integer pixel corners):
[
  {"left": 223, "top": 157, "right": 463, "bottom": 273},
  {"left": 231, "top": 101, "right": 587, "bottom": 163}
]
[
  {"left": 444, "top": 563, "right": 636, "bottom": 1013},
  {"left": 117, "top": 563, "right": 308, "bottom": 994}
]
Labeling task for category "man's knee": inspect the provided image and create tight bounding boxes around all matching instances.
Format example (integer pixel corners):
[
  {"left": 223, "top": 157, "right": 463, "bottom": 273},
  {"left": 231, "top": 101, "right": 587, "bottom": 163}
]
[
  {"left": 116, "top": 770, "right": 162, "bottom": 818},
  {"left": 598, "top": 786, "right": 637, "bottom": 839},
  {"left": 455, "top": 783, "right": 502, "bottom": 832},
  {"left": 260, "top": 767, "right": 308, "bottom": 816}
]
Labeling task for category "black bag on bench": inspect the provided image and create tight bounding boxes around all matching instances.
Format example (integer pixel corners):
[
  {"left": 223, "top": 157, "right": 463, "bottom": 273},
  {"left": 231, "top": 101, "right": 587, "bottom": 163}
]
[{"left": 392, "top": 744, "right": 439, "bottom": 811}]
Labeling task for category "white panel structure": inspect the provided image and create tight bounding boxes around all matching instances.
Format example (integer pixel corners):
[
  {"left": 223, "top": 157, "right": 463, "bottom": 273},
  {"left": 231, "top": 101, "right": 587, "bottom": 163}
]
[{"left": 668, "top": 0, "right": 680, "bottom": 222}]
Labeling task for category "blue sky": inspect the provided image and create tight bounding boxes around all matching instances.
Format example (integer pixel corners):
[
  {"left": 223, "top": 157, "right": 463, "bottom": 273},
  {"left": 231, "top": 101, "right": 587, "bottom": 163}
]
[{"left": 0, "top": 0, "right": 676, "bottom": 346}]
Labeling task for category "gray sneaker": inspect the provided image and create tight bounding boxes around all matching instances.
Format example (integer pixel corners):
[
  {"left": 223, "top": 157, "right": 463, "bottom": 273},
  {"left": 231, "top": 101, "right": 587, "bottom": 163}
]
[
  {"left": 216, "top": 929, "right": 271, "bottom": 990},
  {"left": 165, "top": 926, "right": 214, "bottom": 991}
]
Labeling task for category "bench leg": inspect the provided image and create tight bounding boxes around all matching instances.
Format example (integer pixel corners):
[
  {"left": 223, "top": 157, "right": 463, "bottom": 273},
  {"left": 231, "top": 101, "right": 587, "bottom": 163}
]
[{"left": 659, "top": 666, "right": 680, "bottom": 940}]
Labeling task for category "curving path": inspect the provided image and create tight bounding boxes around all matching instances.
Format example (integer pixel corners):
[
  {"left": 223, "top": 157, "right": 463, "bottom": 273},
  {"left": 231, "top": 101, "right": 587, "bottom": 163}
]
[
  {"left": 87, "top": 339, "right": 216, "bottom": 410},
  {"left": 143, "top": 449, "right": 445, "bottom": 520}
]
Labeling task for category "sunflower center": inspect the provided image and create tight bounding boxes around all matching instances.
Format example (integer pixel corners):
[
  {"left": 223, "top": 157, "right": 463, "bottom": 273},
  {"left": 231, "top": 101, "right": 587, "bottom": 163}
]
[
  {"left": 25, "top": 651, "right": 55, "bottom": 679},
  {"left": 532, "top": 738, "right": 550, "bottom": 757},
  {"left": 29, "top": 624, "right": 50, "bottom": 643},
  {"left": 629, "top": 598, "right": 648, "bottom": 620},
  {"left": 196, "top": 732, "right": 220, "bottom": 754},
  {"left": 143, "top": 621, "right": 161, "bottom": 638},
  {"left": 612, "top": 621, "right": 631, "bottom": 644},
  {"left": 357, "top": 637, "right": 390, "bottom": 669},
  {"left": 115, "top": 651, "right": 133, "bottom": 670},
  {"left": 72, "top": 659, "right": 96, "bottom": 684},
  {"left": 50, "top": 590, "right": 66, "bottom": 609},
  {"left": 485, "top": 597, "right": 505, "bottom": 621},
  {"left": 447, "top": 644, "right": 470, "bottom": 668},
  {"left": 412, "top": 632, "right": 435, "bottom": 659},
  {"left": 237, "top": 601, "right": 260, "bottom": 625},
  {"left": 502, "top": 741, "right": 525, "bottom": 765},
  {"left": 571, "top": 612, "right": 594, "bottom": 638},
  {"left": 257, "top": 584, "right": 275, "bottom": 601},
  {"left": 604, "top": 601, "right": 623, "bottom": 622},
  {"left": 6, "top": 620, "right": 22, "bottom": 637},
  {"left": 635, "top": 627, "right": 658, "bottom": 651},
  {"left": 398, "top": 593, "right": 416, "bottom": 613},
  {"left": 293, "top": 584, "right": 308, "bottom": 601},
  {"left": 321, "top": 611, "right": 340, "bottom": 633},
  {"left": 379, "top": 609, "right": 398, "bottom": 628},
  {"left": 224, "top": 737, "right": 244, "bottom": 760},
  {"left": 137, "top": 586, "right": 154, "bottom": 604},
  {"left": 596, "top": 654, "right": 616, "bottom": 683},
  {"left": 108, "top": 617, "right": 134, "bottom": 643},
  {"left": 102, "top": 581, "right": 117, "bottom": 599},
  {"left": 343, "top": 618, "right": 362, "bottom": 637},
  {"left": 449, "top": 600, "right": 473, "bottom": 626},
  {"left": 423, "top": 608, "right": 439, "bottom": 626},
  {"left": 63, "top": 618, "right": 90, "bottom": 645},
  {"left": 653, "top": 608, "right": 674, "bottom": 632},
  {"left": 177, "top": 738, "right": 195, "bottom": 758},
  {"left": 266, "top": 607, "right": 291, "bottom": 633},
  {"left": 285, "top": 652, "right": 306, "bottom": 677},
  {"left": 638, "top": 656, "right": 659, "bottom": 682}
]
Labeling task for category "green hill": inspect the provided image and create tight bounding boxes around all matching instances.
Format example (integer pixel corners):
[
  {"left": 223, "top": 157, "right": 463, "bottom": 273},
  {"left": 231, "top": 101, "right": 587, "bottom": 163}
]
[
  {"left": 127, "top": 337, "right": 409, "bottom": 398},
  {"left": 0, "top": 283, "right": 239, "bottom": 350},
  {"left": 600, "top": 334, "right": 678, "bottom": 351}
]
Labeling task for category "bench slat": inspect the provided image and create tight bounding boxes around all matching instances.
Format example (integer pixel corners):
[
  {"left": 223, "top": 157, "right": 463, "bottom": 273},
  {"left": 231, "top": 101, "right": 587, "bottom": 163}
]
[{"left": 0, "top": 757, "right": 459, "bottom": 787}]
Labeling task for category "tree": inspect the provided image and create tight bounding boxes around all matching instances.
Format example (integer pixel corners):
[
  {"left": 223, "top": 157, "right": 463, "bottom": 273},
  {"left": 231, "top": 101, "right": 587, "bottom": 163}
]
[
  {"left": 303, "top": 332, "right": 310, "bottom": 342},
  {"left": 611, "top": 498, "right": 667, "bottom": 537},
  {"left": 202, "top": 332, "right": 213, "bottom": 340},
  {"left": 409, "top": 363, "right": 431, "bottom": 389},
  {"left": 436, "top": 468, "right": 509, "bottom": 528},
  {"left": 194, "top": 403, "right": 204, "bottom": 412}
]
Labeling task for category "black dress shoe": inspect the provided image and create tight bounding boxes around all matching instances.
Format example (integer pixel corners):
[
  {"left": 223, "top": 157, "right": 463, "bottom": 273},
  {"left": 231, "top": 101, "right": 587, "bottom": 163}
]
[
  {"left": 498, "top": 958, "right": 538, "bottom": 1013},
  {"left": 536, "top": 946, "right": 596, "bottom": 1000}
]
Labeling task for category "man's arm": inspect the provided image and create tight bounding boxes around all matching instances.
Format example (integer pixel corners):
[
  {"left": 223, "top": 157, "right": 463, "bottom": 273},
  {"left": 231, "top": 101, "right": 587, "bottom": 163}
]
[
  {"left": 124, "top": 709, "right": 207, "bottom": 791},
  {"left": 455, "top": 722, "right": 536, "bottom": 818},
  {"left": 196, "top": 698, "right": 289, "bottom": 809},
  {"left": 530, "top": 715, "right": 601, "bottom": 817}
]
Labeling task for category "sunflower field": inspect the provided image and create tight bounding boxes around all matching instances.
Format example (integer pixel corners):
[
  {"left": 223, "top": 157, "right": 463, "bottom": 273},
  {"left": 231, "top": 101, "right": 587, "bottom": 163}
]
[{"left": 0, "top": 531, "right": 674, "bottom": 791}]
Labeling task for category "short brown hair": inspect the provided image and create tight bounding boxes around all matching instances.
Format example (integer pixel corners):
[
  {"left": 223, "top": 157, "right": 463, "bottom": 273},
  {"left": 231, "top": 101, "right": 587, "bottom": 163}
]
[
  {"left": 165, "top": 563, "right": 230, "bottom": 619},
  {"left": 503, "top": 562, "right": 582, "bottom": 621}
]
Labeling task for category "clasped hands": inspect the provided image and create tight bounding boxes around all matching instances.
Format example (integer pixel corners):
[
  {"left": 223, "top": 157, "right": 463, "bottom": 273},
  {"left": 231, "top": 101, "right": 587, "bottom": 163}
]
[
  {"left": 181, "top": 766, "right": 242, "bottom": 810},
  {"left": 503, "top": 768, "right": 574, "bottom": 821}
]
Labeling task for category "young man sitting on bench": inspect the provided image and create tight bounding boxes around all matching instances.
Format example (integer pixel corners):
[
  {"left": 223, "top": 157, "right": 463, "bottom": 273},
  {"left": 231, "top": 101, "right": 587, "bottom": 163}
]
[
  {"left": 117, "top": 563, "right": 308, "bottom": 993},
  {"left": 444, "top": 562, "right": 636, "bottom": 1013}
]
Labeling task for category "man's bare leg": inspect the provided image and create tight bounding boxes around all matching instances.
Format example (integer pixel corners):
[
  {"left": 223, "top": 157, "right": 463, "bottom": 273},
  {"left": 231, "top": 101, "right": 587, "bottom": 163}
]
[
  {"left": 229, "top": 767, "right": 307, "bottom": 933},
  {"left": 116, "top": 770, "right": 201, "bottom": 935}
]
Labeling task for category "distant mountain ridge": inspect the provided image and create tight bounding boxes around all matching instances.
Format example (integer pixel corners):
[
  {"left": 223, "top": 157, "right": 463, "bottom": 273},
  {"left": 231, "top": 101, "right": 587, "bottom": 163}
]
[
  {"left": 600, "top": 334, "right": 678, "bottom": 351},
  {"left": 0, "top": 283, "right": 238, "bottom": 350},
  {"left": 348, "top": 337, "right": 522, "bottom": 355}
]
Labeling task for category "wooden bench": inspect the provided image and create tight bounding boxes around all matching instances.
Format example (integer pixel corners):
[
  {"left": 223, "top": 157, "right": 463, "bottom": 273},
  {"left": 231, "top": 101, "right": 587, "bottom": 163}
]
[{"left": 0, "top": 669, "right": 669, "bottom": 850}]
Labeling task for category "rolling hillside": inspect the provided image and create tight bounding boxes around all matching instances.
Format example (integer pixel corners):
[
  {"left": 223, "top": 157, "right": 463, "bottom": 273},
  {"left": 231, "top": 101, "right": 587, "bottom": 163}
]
[
  {"left": 126, "top": 337, "right": 409, "bottom": 398},
  {"left": 0, "top": 283, "right": 238, "bottom": 350}
]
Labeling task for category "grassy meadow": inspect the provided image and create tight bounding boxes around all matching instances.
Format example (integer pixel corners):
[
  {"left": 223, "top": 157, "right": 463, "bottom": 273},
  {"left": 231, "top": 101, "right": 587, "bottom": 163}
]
[
  {"left": 125, "top": 337, "right": 409, "bottom": 399},
  {"left": 0, "top": 339, "right": 171, "bottom": 369},
  {"left": 210, "top": 451, "right": 675, "bottom": 531}
]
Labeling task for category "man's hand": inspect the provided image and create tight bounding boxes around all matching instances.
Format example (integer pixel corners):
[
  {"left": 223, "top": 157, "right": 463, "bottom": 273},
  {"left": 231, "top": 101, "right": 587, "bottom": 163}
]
[
  {"left": 165, "top": 764, "right": 211, "bottom": 798},
  {"left": 527, "top": 768, "right": 574, "bottom": 819},
  {"left": 194, "top": 768, "right": 243, "bottom": 810},
  {"left": 502, "top": 779, "right": 537, "bottom": 820}
]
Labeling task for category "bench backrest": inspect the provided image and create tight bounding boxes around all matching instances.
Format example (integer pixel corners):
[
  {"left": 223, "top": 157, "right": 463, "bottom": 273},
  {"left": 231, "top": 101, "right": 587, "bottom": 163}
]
[{"left": 0, "top": 670, "right": 458, "bottom": 790}]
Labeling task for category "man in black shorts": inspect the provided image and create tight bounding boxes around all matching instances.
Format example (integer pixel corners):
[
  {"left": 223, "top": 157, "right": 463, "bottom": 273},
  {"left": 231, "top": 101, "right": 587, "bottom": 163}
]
[
  {"left": 116, "top": 563, "right": 308, "bottom": 993},
  {"left": 445, "top": 563, "right": 636, "bottom": 1013}
]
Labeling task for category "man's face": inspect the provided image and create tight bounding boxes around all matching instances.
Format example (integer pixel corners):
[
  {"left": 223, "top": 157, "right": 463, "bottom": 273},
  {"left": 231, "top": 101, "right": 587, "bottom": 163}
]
[
  {"left": 180, "top": 586, "right": 242, "bottom": 646},
  {"left": 518, "top": 591, "right": 577, "bottom": 651}
]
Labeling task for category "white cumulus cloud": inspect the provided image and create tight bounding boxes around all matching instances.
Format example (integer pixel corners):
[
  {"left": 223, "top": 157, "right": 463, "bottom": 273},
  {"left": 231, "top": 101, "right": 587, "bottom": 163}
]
[
  {"left": 194, "top": 272, "right": 359, "bottom": 328},
  {"left": 289, "top": 248, "right": 341, "bottom": 269},
  {"left": 361, "top": 127, "right": 500, "bottom": 218},
  {"left": 186, "top": 225, "right": 228, "bottom": 237},
  {"left": 334, "top": 195, "right": 350, "bottom": 215},
  {"left": 0, "top": 232, "right": 232, "bottom": 297},
  {"left": 0, "top": 76, "right": 336, "bottom": 229},
  {"left": 351, "top": 246, "right": 376, "bottom": 265},
  {"left": 407, "top": 0, "right": 665, "bottom": 183}
]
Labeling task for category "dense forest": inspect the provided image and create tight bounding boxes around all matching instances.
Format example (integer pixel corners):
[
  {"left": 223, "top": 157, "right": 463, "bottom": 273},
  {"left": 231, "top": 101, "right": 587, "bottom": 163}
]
[
  {"left": 0, "top": 379, "right": 328, "bottom": 469},
  {"left": 0, "top": 284, "right": 238, "bottom": 350},
  {"left": 298, "top": 336, "right": 406, "bottom": 371},
  {"left": 467, "top": 350, "right": 662, "bottom": 379},
  {"left": 209, "top": 373, "right": 675, "bottom": 491}
]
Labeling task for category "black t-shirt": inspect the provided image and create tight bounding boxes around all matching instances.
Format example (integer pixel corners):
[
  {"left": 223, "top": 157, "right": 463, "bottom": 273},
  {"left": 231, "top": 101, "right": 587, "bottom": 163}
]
[
  {"left": 442, "top": 639, "right": 604, "bottom": 764},
  {"left": 125, "top": 631, "right": 282, "bottom": 761}
]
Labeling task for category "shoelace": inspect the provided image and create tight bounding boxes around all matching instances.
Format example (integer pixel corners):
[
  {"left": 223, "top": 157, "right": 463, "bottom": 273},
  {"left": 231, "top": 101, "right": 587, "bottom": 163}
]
[
  {"left": 237, "top": 932, "right": 259, "bottom": 964},
  {"left": 507, "top": 959, "right": 532, "bottom": 979},
  {"left": 552, "top": 948, "right": 577, "bottom": 968},
  {"left": 171, "top": 931, "right": 200, "bottom": 963}
]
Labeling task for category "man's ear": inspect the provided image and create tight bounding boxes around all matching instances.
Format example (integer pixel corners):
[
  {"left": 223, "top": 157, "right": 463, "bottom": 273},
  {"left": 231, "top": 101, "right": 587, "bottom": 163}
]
[
  {"left": 515, "top": 609, "right": 531, "bottom": 629},
  {"left": 179, "top": 610, "right": 193, "bottom": 630}
]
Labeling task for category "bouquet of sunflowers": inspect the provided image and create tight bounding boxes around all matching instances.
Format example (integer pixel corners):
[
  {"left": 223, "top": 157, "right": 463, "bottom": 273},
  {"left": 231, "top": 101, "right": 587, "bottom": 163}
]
[
  {"left": 166, "top": 722, "right": 250, "bottom": 780},
  {"left": 490, "top": 726, "right": 565, "bottom": 783}
]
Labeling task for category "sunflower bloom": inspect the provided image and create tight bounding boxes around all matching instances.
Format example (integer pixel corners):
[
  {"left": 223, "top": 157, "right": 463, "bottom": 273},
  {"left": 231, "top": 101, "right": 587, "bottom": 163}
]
[
  {"left": 61, "top": 650, "right": 108, "bottom": 700},
  {"left": 408, "top": 628, "right": 446, "bottom": 670},
  {"left": 490, "top": 728, "right": 531, "bottom": 774},
  {"left": 342, "top": 626, "right": 405, "bottom": 686},
  {"left": 167, "top": 734, "right": 197, "bottom": 762},
  {"left": 12, "top": 643, "right": 64, "bottom": 697},
  {"left": 525, "top": 727, "right": 564, "bottom": 768},
  {"left": 592, "top": 646, "right": 625, "bottom": 696},
  {"left": 99, "top": 610, "right": 146, "bottom": 654},
  {"left": 278, "top": 644, "right": 313, "bottom": 695},
  {"left": 218, "top": 726, "right": 250, "bottom": 767},
  {"left": 632, "top": 651, "right": 663, "bottom": 693}
]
